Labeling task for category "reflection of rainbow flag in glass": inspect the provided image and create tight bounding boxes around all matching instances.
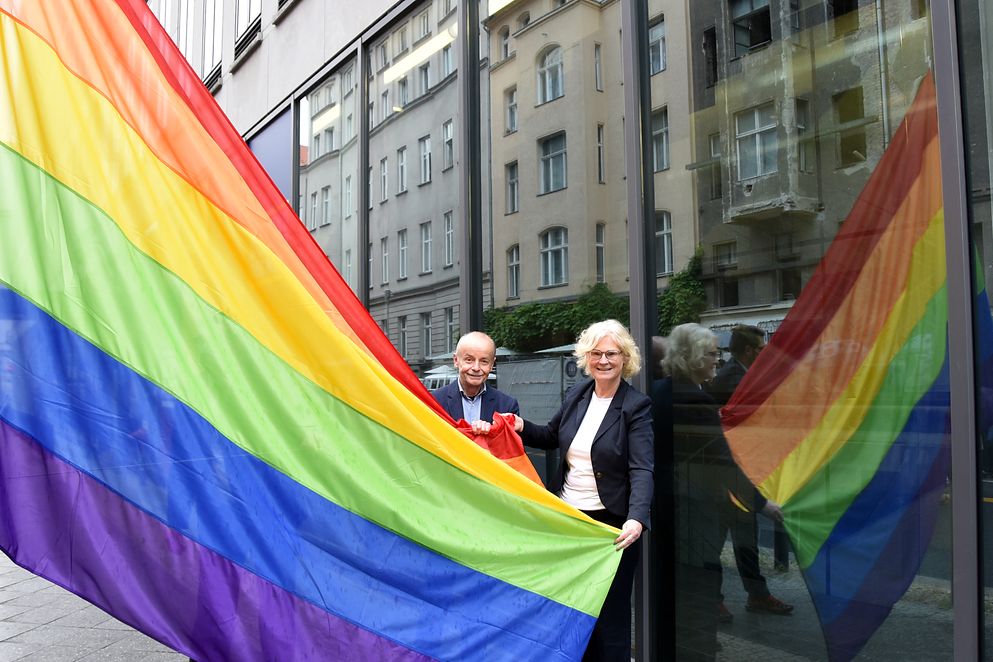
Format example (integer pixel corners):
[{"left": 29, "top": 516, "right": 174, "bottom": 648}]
[
  {"left": 0, "top": 2, "right": 619, "bottom": 660},
  {"left": 723, "top": 73, "right": 950, "bottom": 661}
]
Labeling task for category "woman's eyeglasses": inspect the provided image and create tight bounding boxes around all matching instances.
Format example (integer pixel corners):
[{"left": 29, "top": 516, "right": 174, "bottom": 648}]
[{"left": 588, "top": 350, "right": 622, "bottom": 361}]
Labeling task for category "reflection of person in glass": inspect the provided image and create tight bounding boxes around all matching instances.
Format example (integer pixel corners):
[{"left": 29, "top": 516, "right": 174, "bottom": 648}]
[
  {"left": 512, "top": 320, "right": 653, "bottom": 661},
  {"left": 659, "top": 323, "right": 782, "bottom": 661},
  {"left": 708, "top": 325, "right": 793, "bottom": 620}
]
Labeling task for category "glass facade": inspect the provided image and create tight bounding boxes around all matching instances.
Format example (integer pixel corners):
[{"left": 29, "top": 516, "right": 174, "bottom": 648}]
[{"left": 154, "top": 0, "right": 993, "bottom": 658}]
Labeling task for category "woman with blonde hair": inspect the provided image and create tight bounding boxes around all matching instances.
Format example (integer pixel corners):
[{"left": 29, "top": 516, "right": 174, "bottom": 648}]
[{"left": 513, "top": 319, "right": 652, "bottom": 661}]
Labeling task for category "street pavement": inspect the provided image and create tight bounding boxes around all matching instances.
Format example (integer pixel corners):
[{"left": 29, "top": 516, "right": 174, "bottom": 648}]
[{"left": 0, "top": 553, "right": 184, "bottom": 662}]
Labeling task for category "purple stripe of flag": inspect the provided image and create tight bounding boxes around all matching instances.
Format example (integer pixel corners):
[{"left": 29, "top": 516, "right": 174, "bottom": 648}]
[{"left": 0, "top": 418, "right": 430, "bottom": 662}]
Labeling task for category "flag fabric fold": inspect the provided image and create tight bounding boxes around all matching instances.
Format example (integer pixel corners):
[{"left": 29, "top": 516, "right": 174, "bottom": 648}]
[
  {"left": 0, "top": 1, "right": 620, "bottom": 660},
  {"left": 723, "top": 72, "right": 952, "bottom": 661}
]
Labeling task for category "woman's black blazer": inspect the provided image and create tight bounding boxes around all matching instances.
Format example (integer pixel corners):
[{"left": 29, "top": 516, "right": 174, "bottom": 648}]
[{"left": 520, "top": 379, "right": 654, "bottom": 528}]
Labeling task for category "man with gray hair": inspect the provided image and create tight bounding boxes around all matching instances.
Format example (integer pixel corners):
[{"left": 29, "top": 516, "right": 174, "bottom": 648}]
[{"left": 432, "top": 331, "right": 519, "bottom": 430}]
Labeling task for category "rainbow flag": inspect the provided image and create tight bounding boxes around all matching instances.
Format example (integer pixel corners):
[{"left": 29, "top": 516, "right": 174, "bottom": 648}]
[
  {"left": 723, "top": 72, "right": 951, "bottom": 661},
  {"left": 0, "top": 2, "right": 621, "bottom": 660}
]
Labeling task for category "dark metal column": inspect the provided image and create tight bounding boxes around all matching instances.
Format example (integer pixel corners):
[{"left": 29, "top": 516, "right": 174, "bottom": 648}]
[
  {"left": 356, "top": 41, "right": 371, "bottom": 307},
  {"left": 932, "top": 0, "right": 981, "bottom": 658},
  {"left": 457, "top": 0, "right": 484, "bottom": 333},
  {"left": 621, "top": 0, "right": 657, "bottom": 659}
]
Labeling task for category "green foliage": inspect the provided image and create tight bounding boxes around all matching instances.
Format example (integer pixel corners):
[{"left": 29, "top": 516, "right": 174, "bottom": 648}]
[
  {"left": 656, "top": 251, "right": 707, "bottom": 335},
  {"left": 485, "top": 284, "right": 630, "bottom": 352}
]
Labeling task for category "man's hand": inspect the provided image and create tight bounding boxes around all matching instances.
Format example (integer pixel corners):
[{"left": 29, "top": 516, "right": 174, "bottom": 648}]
[
  {"left": 761, "top": 500, "right": 784, "bottom": 523},
  {"left": 469, "top": 420, "right": 491, "bottom": 435},
  {"left": 614, "top": 519, "right": 643, "bottom": 550},
  {"left": 509, "top": 414, "right": 524, "bottom": 433}
]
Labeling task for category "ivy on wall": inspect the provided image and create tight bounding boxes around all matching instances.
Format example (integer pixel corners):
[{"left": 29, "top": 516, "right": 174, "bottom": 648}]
[{"left": 485, "top": 251, "right": 706, "bottom": 351}]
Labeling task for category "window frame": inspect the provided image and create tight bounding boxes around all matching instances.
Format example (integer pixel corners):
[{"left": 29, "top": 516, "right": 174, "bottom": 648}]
[{"left": 539, "top": 226, "right": 569, "bottom": 287}]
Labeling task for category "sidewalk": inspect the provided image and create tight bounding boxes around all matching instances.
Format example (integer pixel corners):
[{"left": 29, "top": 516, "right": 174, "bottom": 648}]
[{"left": 0, "top": 554, "right": 184, "bottom": 661}]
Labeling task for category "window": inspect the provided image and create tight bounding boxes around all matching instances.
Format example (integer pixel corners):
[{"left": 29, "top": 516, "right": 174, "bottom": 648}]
[
  {"left": 775, "top": 232, "right": 799, "bottom": 260},
  {"left": 312, "top": 133, "right": 321, "bottom": 158},
  {"left": 539, "top": 133, "right": 567, "bottom": 194},
  {"left": 380, "top": 158, "right": 389, "bottom": 202},
  {"left": 399, "top": 316, "right": 408, "bottom": 356},
  {"left": 736, "top": 102, "right": 778, "bottom": 179},
  {"left": 326, "top": 80, "right": 337, "bottom": 106},
  {"left": 445, "top": 307, "right": 456, "bottom": 352},
  {"left": 235, "top": 0, "right": 261, "bottom": 41},
  {"left": 596, "top": 123, "right": 606, "bottom": 183},
  {"left": 595, "top": 223, "right": 606, "bottom": 283},
  {"left": 911, "top": 0, "right": 928, "bottom": 19},
  {"left": 397, "top": 147, "right": 408, "bottom": 192},
  {"left": 377, "top": 43, "right": 389, "bottom": 70},
  {"left": 419, "top": 136, "right": 432, "bottom": 184},
  {"left": 796, "top": 98, "right": 814, "bottom": 173},
  {"left": 421, "top": 313, "right": 432, "bottom": 357},
  {"left": 345, "top": 113, "right": 353, "bottom": 141},
  {"left": 507, "top": 245, "right": 520, "bottom": 298},
  {"left": 834, "top": 87, "right": 867, "bottom": 166},
  {"left": 368, "top": 166, "right": 373, "bottom": 210},
  {"left": 703, "top": 27, "right": 718, "bottom": 86},
  {"left": 652, "top": 108, "right": 669, "bottom": 172},
  {"left": 442, "top": 120, "right": 454, "bottom": 170},
  {"left": 381, "top": 237, "right": 389, "bottom": 284},
  {"left": 537, "top": 47, "right": 564, "bottom": 104},
  {"left": 441, "top": 44, "right": 453, "bottom": 77},
  {"left": 730, "top": 0, "right": 772, "bottom": 57},
  {"left": 419, "top": 63, "right": 431, "bottom": 96},
  {"left": 344, "top": 175, "right": 353, "bottom": 217},
  {"left": 368, "top": 243, "right": 373, "bottom": 290},
  {"left": 342, "top": 68, "right": 353, "bottom": 94},
  {"left": 397, "top": 77, "right": 409, "bottom": 107},
  {"left": 321, "top": 186, "right": 330, "bottom": 226},
  {"left": 420, "top": 221, "right": 432, "bottom": 272},
  {"left": 395, "top": 26, "right": 408, "bottom": 55},
  {"left": 500, "top": 27, "right": 511, "bottom": 59},
  {"left": 309, "top": 192, "right": 318, "bottom": 231},
  {"left": 416, "top": 11, "right": 430, "bottom": 40},
  {"left": 593, "top": 43, "right": 604, "bottom": 91},
  {"left": 649, "top": 18, "right": 666, "bottom": 74},
  {"left": 506, "top": 162, "right": 519, "bottom": 213},
  {"left": 381, "top": 90, "right": 390, "bottom": 122},
  {"left": 655, "top": 211, "right": 673, "bottom": 275},
  {"left": 505, "top": 87, "right": 518, "bottom": 133},
  {"left": 709, "top": 133, "right": 723, "bottom": 199},
  {"left": 344, "top": 249, "right": 352, "bottom": 283},
  {"left": 540, "top": 227, "right": 568, "bottom": 287},
  {"left": 831, "top": 0, "right": 859, "bottom": 38},
  {"left": 368, "top": 102, "right": 374, "bottom": 130},
  {"left": 720, "top": 276, "right": 740, "bottom": 307},
  {"left": 398, "top": 229, "right": 408, "bottom": 278},
  {"left": 518, "top": 12, "right": 531, "bottom": 30},
  {"left": 444, "top": 211, "right": 455, "bottom": 266},
  {"left": 715, "top": 241, "right": 738, "bottom": 268},
  {"left": 780, "top": 267, "right": 802, "bottom": 300},
  {"left": 324, "top": 127, "right": 334, "bottom": 151}
]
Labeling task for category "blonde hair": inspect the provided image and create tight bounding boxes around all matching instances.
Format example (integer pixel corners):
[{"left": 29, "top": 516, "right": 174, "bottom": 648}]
[
  {"left": 663, "top": 323, "right": 716, "bottom": 381},
  {"left": 574, "top": 319, "right": 642, "bottom": 379}
]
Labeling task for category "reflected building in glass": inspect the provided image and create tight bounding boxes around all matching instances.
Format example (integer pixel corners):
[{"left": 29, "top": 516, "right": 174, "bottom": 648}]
[{"left": 688, "top": 0, "right": 933, "bottom": 332}]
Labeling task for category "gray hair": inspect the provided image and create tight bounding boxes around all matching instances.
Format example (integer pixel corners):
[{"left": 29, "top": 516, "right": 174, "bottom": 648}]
[{"left": 663, "top": 323, "right": 716, "bottom": 381}]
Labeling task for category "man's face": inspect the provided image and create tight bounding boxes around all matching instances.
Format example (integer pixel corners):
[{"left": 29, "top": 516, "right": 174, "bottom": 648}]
[
  {"left": 454, "top": 338, "right": 495, "bottom": 393},
  {"left": 742, "top": 340, "right": 766, "bottom": 368}
]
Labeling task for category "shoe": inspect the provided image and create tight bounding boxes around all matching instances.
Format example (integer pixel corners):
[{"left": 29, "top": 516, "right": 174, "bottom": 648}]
[
  {"left": 717, "top": 601, "right": 733, "bottom": 623},
  {"left": 746, "top": 594, "right": 794, "bottom": 615}
]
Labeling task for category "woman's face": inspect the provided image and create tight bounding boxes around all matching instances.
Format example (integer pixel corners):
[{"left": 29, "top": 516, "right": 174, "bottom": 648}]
[
  {"left": 691, "top": 340, "right": 719, "bottom": 385},
  {"left": 587, "top": 336, "right": 626, "bottom": 387}
]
